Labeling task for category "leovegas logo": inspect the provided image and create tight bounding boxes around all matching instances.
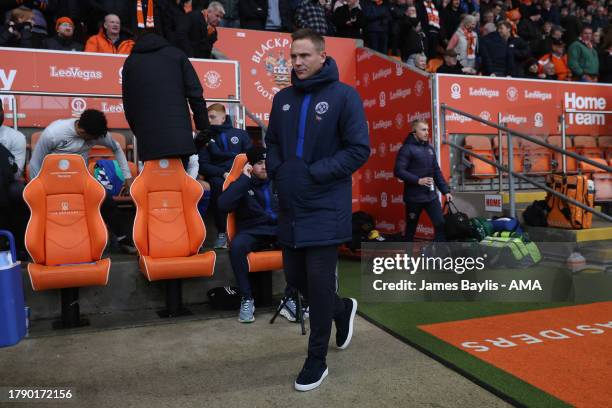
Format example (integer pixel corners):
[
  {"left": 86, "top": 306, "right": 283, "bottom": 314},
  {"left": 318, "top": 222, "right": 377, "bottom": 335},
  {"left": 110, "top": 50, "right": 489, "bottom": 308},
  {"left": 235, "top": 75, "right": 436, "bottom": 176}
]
[
  {"left": 49, "top": 66, "right": 103, "bottom": 81},
  {"left": 461, "top": 321, "right": 612, "bottom": 352},
  {"left": 389, "top": 88, "right": 411, "bottom": 101},
  {"left": 362, "top": 98, "right": 376, "bottom": 108}
]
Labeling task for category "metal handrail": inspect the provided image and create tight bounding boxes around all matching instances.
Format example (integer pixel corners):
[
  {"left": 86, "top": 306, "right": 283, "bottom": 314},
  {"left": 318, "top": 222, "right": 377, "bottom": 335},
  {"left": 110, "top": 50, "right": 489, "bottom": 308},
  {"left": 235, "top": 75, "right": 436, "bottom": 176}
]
[
  {"left": 441, "top": 104, "right": 612, "bottom": 173},
  {"left": 446, "top": 139, "right": 612, "bottom": 223}
]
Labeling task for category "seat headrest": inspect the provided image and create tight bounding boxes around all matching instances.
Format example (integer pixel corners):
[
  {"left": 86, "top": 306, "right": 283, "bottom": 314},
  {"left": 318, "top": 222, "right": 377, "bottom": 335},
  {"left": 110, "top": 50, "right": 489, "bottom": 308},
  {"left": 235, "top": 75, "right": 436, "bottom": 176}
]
[
  {"left": 34, "top": 154, "right": 91, "bottom": 195},
  {"left": 138, "top": 158, "right": 190, "bottom": 191}
]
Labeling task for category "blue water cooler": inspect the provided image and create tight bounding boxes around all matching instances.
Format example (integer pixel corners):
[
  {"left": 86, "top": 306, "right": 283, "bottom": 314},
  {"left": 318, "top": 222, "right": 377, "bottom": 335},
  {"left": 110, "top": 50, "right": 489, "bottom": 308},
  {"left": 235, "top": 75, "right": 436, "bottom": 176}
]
[{"left": 0, "top": 230, "right": 26, "bottom": 347}]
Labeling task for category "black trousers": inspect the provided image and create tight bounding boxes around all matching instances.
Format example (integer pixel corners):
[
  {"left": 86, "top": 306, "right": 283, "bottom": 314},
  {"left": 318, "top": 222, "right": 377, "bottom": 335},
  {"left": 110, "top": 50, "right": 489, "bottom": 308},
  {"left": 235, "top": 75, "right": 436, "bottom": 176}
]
[
  {"left": 283, "top": 245, "right": 346, "bottom": 363},
  {"left": 208, "top": 176, "right": 227, "bottom": 234},
  {"left": 229, "top": 232, "right": 275, "bottom": 299},
  {"left": 100, "top": 192, "right": 133, "bottom": 240},
  {"left": 404, "top": 199, "right": 446, "bottom": 242}
]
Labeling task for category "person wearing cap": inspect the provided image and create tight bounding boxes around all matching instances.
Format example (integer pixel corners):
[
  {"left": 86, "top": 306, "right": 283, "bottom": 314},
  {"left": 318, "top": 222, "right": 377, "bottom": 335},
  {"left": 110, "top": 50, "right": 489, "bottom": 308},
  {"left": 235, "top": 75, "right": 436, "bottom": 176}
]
[
  {"left": 198, "top": 103, "right": 252, "bottom": 249},
  {"left": 538, "top": 38, "right": 570, "bottom": 80},
  {"left": 217, "top": 146, "right": 301, "bottom": 323},
  {"left": 43, "top": 16, "right": 84, "bottom": 51},
  {"left": 266, "top": 29, "right": 369, "bottom": 391},
  {"left": 436, "top": 49, "right": 476, "bottom": 74}
]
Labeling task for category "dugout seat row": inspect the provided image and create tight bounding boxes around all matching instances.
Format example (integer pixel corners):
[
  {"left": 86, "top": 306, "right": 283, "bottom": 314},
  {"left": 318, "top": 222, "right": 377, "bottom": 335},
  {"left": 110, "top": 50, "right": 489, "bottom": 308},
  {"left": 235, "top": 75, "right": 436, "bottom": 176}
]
[
  {"left": 463, "top": 135, "right": 612, "bottom": 179},
  {"left": 23, "top": 155, "right": 217, "bottom": 326}
]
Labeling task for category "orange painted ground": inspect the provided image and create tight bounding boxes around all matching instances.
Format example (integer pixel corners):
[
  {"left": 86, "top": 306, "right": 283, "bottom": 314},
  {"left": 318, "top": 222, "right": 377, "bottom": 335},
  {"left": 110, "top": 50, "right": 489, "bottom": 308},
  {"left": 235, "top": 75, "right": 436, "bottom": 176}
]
[{"left": 419, "top": 302, "right": 612, "bottom": 407}]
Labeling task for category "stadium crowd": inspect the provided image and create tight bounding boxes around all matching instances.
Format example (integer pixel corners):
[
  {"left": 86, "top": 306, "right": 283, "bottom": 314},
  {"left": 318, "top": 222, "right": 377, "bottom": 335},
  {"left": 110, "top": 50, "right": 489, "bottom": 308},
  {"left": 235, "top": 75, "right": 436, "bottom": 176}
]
[{"left": 0, "top": 0, "right": 610, "bottom": 81}]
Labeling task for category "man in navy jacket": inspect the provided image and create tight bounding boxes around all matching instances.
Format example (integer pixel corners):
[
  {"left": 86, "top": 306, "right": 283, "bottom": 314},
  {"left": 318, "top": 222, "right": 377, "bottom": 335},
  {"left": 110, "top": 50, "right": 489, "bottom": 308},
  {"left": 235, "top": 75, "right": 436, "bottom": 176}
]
[
  {"left": 266, "top": 29, "right": 370, "bottom": 392},
  {"left": 218, "top": 146, "right": 300, "bottom": 323},
  {"left": 199, "top": 103, "right": 252, "bottom": 249},
  {"left": 394, "top": 120, "right": 452, "bottom": 241}
]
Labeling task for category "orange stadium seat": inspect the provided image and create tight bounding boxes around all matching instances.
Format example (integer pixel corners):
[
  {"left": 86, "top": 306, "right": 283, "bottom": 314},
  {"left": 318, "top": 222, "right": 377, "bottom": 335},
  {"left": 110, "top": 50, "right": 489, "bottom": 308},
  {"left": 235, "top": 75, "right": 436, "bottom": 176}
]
[
  {"left": 23, "top": 154, "right": 110, "bottom": 328},
  {"left": 574, "top": 136, "right": 607, "bottom": 173},
  {"left": 493, "top": 135, "right": 524, "bottom": 173},
  {"left": 463, "top": 136, "right": 498, "bottom": 178},
  {"left": 597, "top": 136, "right": 612, "bottom": 161},
  {"left": 548, "top": 135, "right": 577, "bottom": 173},
  {"left": 522, "top": 138, "right": 552, "bottom": 174},
  {"left": 223, "top": 154, "right": 283, "bottom": 273},
  {"left": 130, "top": 158, "right": 216, "bottom": 317}
]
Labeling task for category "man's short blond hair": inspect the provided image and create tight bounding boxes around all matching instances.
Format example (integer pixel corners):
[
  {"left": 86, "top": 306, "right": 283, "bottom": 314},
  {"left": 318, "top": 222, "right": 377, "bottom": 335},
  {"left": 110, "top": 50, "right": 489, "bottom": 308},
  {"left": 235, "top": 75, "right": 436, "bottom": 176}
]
[
  {"left": 412, "top": 119, "right": 428, "bottom": 130},
  {"left": 207, "top": 103, "right": 226, "bottom": 114}
]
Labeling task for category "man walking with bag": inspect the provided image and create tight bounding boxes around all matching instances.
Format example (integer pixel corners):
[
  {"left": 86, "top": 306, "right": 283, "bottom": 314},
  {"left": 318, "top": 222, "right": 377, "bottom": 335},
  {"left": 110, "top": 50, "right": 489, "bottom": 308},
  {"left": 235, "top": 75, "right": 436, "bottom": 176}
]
[{"left": 394, "top": 119, "right": 452, "bottom": 241}]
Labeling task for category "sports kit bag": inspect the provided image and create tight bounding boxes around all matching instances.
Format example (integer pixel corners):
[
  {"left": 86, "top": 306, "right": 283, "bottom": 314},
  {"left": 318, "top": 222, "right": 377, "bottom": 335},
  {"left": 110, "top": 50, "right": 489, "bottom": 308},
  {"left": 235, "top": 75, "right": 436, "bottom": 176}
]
[
  {"left": 545, "top": 174, "right": 593, "bottom": 229},
  {"left": 478, "top": 231, "right": 541, "bottom": 268},
  {"left": 470, "top": 217, "right": 494, "bottom": 241},
  {"left": 444, "top": 201, "right": 473, "bottom": 241},
  {"left": 490, "top": 217, "right": 524, "bottom": 237},
  {"left": 523, "top": 200, "right": 549, "bottom": 227}
]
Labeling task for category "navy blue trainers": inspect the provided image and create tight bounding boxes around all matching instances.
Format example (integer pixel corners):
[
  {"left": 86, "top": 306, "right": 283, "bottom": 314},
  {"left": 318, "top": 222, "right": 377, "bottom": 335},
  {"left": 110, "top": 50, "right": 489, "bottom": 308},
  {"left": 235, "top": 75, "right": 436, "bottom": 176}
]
[
  {"left": 294, "top": 358, "right": 328, "bottom": 392},
  {"left": 336, "top": 298, "right": 357, "bottom": 349}
]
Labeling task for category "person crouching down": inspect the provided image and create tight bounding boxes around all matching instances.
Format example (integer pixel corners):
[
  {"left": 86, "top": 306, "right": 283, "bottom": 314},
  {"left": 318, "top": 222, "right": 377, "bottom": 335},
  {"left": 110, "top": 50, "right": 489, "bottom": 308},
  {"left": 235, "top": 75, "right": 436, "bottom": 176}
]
[
  {"left": 394, "top": 120, "right": 452, "bottom": 241},
  {"left": 217, "top": 146, "right": 300, "bottom": 323}
]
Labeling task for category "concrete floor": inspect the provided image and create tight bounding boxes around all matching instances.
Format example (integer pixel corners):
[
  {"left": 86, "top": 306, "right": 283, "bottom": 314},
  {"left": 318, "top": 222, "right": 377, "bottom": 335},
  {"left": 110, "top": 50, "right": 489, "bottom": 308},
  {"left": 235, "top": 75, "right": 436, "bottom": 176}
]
[{"left": 0, "top": 313, "right": 510, "bottom": 408}]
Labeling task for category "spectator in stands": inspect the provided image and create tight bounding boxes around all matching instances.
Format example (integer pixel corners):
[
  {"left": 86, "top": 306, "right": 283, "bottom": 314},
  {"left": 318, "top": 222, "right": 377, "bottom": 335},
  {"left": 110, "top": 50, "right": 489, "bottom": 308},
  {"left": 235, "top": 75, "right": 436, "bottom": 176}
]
[
  {"left": 441, "top": 0, "right": 462, "bottom": 44},
  {"left": 394, "top": 119, "right": 451, "bottom": 243},
  {"left": 217, "top": 146, "right": 301, "bottom": 323},
  {"left": 416, "top": 0, "right": 442, "bottom": 58},
  {"left": 481, "top": 10, "right": 495, "bottom": 29},
  {"left": 0, "top": 104, "right": 27, "bottom": 257},
  {"left": 362, "top": 0, "right": 391, "bottom": 54},
  {"left": 28, "top": 109, "right": 136, "bottom": 254},
  {"left": 266, "top": 29, "right": 367, "bottom": 391},
  {"left": 218, "top": 0, "right": 240, "bottom": 28},
  {"left": 540, "top": 0, "right": 560, "bottom": 26},
  {"left": 295, "top": 0, "right": 329, "bottom": 35},
  {"left": 538, "top": 38, "right": 570, "bottom": 80},
  {"left": 541, "top": 61, "right": 558, "bottom": 80},
  {"left": 175, "top": 1, "right": 224, "bottom": 58},
  {"left": 43, "top": 16, "right": 83, "bottom": 51},
  {"left": 523, "top": 57, "right": 540, "bottom": 78},
  {"left": 593, "top": 28, "right": 602, "bottom": 49},
  {"left": 161, "top": 0, "right": 191, "bottom": 47},
  {"left": 0, "top": 7, "right": 34, "bottom": 48},
  {"left": 408, "top": 52, "right": 428, "bottom": 72},
  {"left": 198, "top": 103, "right": 252, "bottom": 249},
  {"left": 447, "top": 14, "right": 478, "bottom": 70},
  {"left": 239, "top": 0, "right": 267, "bottom": 30},
  {"left": 508, "top": 20, "right": 531, "bottom": 77},
  {"left": 264, "top": 0, "right": 295, "bottom": 32},
  {"left": 480, "top": 20, "right": 514, "bottom": 76},
  {"left": 560, "top": 6, "right": 580, "bottom": 45},
  {"left": 599, "top": 30, "right": 612, "bottom": 83},
  {"left": 400, "top": 5, "right": 428, "bottom": 61},
  {"left": 518, "top": 8, "right": 542, "bottom": 53},
  {"left": 84, "top": 14, "right": 134, "bottom": 54},
  {"left": 332, "top": 0, "right": 365, "bottom": 39},
  {"left": 533, "top": 22, "right": 557, "bottom": 57},
  {"left": 436, "top": 48, "right": 476, "bottom": 74},
  {"left": 592, "top": 6, "right": 609, "bottom": 32},
  {"left": 389, "top": 0, "right": 408, "bottom": 56},
  {"left": 122, "top": 31, "right": 211, "bottom": 170},
  {"left": 52, "top": 0, "right": 90, "bottom": 42},
  {"left": 568, "top": 25, "right": 600, "bottom": 82}
]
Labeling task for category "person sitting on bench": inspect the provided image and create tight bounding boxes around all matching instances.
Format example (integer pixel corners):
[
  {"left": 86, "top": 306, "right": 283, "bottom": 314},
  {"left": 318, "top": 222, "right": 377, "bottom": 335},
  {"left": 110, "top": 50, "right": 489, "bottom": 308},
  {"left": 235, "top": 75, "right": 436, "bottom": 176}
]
[{"left": 218, "top": 146, "right": 302, "bottom": 323}]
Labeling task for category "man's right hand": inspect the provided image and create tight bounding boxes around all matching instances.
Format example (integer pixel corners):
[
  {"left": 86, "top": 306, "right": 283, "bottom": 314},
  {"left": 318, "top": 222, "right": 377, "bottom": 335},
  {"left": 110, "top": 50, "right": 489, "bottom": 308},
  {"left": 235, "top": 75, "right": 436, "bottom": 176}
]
[
  {"left": 418, "top": 177, "right": 434, "bottom": 186},
  {"left": 242, "top": 164, "right": 253, "bottom": 178}
]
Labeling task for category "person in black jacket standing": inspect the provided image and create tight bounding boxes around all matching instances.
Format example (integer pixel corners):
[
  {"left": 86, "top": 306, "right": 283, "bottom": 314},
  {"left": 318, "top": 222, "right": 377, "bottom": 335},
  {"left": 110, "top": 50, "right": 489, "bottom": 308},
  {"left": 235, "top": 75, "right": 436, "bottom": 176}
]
[
  {"left": 175, "top": 1, "right": 224, "bottom": 58},
  {"left": 266, "top": 29, "right": 370, "bottom": 392},
  {"left": 122, "top": 31, "right": 210, "bottom": 163},
  {"left": 394, "top": 120, "right": 452, "bottom": 242}
]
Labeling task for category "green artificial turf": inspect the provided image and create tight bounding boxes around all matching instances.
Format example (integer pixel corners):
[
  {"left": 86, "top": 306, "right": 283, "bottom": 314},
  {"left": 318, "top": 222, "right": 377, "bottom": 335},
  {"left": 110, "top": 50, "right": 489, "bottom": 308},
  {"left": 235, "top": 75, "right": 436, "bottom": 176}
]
[{"left": 338, "top": 258, "right": 573, "bottom": 408}]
